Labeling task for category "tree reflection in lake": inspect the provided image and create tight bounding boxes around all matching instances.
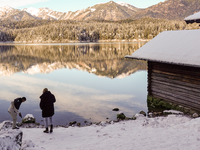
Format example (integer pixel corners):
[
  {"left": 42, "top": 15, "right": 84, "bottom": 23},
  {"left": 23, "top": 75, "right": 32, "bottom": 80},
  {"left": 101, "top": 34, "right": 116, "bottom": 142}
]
[{"left": 0, "top": 42, "right": 147, "bottom": 125}]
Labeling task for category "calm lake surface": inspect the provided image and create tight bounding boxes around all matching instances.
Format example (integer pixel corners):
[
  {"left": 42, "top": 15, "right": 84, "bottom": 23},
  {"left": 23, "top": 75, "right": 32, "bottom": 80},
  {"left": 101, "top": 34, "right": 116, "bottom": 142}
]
[{"left": 0, "top": 42, "right": 147, "bottom": 126}]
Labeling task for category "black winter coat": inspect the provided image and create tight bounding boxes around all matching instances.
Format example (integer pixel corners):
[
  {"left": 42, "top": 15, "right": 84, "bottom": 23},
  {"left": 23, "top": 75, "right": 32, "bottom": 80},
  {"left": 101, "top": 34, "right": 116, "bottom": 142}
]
[
  {"left": 40, "top": 91, "right": 56, "bottom": 118},
  {"left": 14, "top": 98, "right": 23, "bottom": 110}
]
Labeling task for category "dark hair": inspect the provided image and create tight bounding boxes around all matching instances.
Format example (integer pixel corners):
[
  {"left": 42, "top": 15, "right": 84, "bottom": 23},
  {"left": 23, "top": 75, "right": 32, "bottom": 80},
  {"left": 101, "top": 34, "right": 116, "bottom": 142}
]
[
  {"left": 22, "top": 97, "right": 26, "bottom": 101},
  {"left": 43, "top": 88, "right": 48, "bottom": 93}
]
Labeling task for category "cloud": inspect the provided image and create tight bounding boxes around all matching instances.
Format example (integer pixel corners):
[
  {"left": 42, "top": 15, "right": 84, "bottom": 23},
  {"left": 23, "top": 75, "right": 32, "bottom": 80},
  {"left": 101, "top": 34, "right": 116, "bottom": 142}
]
[{"left": 1, "top": 0, "right": 49, "bottom": 8}]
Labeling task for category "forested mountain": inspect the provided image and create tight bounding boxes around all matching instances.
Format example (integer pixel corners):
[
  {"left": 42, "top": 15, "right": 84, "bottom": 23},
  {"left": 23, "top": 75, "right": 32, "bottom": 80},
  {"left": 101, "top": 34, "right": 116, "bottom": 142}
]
[
  {"left": 0, "top": 1, "right": 200, "bottom": 43},
  {"left": 0, "top": 17, "right": 199, "bottom": 43}
]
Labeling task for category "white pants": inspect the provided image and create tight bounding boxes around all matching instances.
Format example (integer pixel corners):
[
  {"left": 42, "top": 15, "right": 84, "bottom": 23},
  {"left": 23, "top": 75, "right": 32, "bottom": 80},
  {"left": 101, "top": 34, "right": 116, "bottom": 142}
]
[
  {"left": 44, "top": 117, "right": 53, "bottom": 128},
  {"left": 8, "top": 111, "right": 17, "bottom": 129}
]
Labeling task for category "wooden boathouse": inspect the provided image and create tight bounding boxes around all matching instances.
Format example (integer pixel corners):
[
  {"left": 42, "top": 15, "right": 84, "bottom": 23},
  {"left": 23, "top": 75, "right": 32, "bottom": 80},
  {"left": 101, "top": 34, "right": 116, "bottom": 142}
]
[
  {"left": 184, "top": 11, "right": 200, "bottom": 24},
  {"left": 125, "top": 29, "right": 200, "bottom": 111}
]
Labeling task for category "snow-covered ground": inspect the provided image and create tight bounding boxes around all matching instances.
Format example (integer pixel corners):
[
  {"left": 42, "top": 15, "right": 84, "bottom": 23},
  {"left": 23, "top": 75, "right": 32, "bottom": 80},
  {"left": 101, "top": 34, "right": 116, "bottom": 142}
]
[{"left": 17, "top": 112, "right": 200, "bottom": 150}]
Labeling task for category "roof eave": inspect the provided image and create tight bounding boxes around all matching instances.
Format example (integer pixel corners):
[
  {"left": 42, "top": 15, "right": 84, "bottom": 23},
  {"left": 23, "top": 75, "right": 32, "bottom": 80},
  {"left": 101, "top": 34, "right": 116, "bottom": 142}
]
[
  {"left": 125, "top": 55, "right": 200, "bottom": 68},
  {"left": 184, "top": 18, "right": 200, "bottom": 24}
]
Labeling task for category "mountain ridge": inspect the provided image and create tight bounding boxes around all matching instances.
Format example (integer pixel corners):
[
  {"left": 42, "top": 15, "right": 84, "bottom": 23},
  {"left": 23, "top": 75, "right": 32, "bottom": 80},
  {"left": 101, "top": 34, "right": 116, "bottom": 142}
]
[
  {"left": 0, "top": 1, "right": 141, "bottom": 21},
  {"left": 0, "top": 0, "right": 200, "bottom": 21}
]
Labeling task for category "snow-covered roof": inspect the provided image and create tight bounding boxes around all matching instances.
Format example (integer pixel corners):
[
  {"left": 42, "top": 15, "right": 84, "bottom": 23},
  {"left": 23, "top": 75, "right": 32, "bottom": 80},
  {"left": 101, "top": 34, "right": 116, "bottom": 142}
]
[
  {"left": 125, "top": 29, "right": 200, "bottom": 67},
  {"left": 184, "top": 11, "right": 200, "bottom": 21}
]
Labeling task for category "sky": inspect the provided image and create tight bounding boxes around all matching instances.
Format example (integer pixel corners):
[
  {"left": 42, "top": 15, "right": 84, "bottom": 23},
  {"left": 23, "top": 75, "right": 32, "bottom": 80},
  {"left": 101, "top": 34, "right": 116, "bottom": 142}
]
[{"left": 0, "top": 0, "right": 166, "bottom": 12}]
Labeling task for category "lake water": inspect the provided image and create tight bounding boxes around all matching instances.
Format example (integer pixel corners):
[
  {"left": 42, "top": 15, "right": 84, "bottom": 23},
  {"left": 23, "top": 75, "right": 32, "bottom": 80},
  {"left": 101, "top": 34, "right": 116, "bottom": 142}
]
[{"left": 0, "top": 42, "right": 147, "bottom": 126}]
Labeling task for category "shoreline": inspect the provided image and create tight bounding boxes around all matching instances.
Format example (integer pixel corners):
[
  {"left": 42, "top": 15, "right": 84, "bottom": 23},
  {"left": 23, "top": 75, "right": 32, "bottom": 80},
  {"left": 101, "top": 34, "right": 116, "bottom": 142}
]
[
  {"left": 1, "top": 114, "right": 200, "bottom": 150},
  {"left": 11, "top": 110, "right": 194, "bottom": 129},
  {"left": 0, "top": 39, "right": 150, "bottom": 45}
]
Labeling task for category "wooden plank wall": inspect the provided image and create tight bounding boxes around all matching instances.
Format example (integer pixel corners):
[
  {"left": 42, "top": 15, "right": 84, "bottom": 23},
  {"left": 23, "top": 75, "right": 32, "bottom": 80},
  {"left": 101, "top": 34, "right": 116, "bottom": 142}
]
[{"left": 148, "top": 61, "right": 200, "bottom": 111}]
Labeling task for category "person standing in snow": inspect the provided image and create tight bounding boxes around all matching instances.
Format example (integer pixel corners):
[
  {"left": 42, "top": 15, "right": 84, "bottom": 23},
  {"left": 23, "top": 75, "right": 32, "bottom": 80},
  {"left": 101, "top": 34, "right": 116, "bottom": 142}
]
[
  {"left": 40, "top": 88, "right": 56, "bottom": 133},
  {"left": 8, "top": 97, "right": 26, "bottom": 129}
]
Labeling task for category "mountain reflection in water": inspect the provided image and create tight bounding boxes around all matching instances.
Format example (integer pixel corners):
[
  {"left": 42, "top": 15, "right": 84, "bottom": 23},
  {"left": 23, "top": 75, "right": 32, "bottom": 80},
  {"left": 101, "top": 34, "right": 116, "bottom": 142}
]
[{"left": 0, "top": 42, "right": 147, "bottom": 125}]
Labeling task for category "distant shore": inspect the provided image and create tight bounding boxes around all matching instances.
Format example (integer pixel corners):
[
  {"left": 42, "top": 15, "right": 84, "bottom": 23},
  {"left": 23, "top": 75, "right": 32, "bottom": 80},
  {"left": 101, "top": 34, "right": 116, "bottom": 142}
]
[{"left": 0, "top": 39, "right": 150, "bottom": 45}]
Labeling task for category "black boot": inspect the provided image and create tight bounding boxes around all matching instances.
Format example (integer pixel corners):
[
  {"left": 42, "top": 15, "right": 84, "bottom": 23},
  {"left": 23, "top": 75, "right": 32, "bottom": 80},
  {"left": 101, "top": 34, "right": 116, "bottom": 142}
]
[
  {"left": 43, "top": 127, "right": 49, "bottom": 133},
  {"left": 50, "top": 125, "right": 53, "bottom": 133}
]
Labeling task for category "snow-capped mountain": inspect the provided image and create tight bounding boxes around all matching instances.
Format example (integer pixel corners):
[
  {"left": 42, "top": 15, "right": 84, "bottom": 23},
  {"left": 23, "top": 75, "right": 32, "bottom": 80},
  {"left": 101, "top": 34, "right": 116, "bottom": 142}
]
[
  {"left": 0, "top": 6, "right": 17, "bottom": 19},
  {"left": 0, "top": 0, "right": 200, "bottom": 21},
  {"left": 68, "top": 1, "right": 140, "bottom": 21},
  {"left": 23, "top": 7, "right": 67, "bottom": 20},
  {"left": 22, "top": 1, "right": 140, "bottom": 21},
  {"left": 0, "top": 1, "right": 140, "bottom": 21},
  {"left": 0, "top": 6, "right": 36, "bottom": 21},
  {"left": 22, "top": 7, "right": 40, "bottom": 16},
  {"left": 0, "top": 5, "right": 14, "bottom": 13},
  {"left": 117, "top": 2, "right": 140, "bottom": 11}
]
